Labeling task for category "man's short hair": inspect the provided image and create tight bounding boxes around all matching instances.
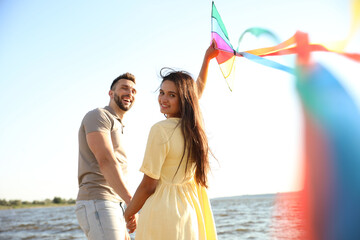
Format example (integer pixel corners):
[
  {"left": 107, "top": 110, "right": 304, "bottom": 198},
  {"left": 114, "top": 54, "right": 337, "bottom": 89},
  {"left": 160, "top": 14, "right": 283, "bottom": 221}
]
[{"left": 110, "top": 72, "right": 136, "bottom": 90}]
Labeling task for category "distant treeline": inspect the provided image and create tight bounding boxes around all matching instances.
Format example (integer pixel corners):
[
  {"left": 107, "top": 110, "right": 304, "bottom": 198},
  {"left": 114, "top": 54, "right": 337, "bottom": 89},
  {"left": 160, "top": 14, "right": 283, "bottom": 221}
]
[{"left": 0, "top": 197, "right": 76, "bottom": 208}]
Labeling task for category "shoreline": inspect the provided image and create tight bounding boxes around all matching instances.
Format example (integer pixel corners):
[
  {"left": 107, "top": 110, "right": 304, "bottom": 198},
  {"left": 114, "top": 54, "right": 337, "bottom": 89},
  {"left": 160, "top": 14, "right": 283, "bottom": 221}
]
[{"left": 0, "top": 203, "right": 75, "bottom": 211}]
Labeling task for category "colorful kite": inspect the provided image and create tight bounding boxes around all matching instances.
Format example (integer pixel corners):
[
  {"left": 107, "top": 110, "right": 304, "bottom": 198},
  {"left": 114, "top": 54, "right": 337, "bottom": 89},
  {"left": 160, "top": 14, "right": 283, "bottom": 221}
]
[
  {"left": 211, "top": 1, "right": 360, "bottom": 91},
  {"left": 211, "top": 1, "right": 360, "bottom": 239}
]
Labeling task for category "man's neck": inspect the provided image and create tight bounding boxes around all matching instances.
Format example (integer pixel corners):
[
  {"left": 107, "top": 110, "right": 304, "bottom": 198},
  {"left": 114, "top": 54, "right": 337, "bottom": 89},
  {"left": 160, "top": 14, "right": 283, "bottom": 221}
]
[{"left": 109, "top": 102, "right": 125, "bottom": 120}]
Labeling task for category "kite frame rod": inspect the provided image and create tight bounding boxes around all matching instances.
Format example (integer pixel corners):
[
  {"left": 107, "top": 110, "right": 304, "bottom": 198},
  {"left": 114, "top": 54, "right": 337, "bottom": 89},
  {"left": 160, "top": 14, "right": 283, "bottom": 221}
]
[{"left": 215, "top": 47, "right": 243, "bottom": 57}]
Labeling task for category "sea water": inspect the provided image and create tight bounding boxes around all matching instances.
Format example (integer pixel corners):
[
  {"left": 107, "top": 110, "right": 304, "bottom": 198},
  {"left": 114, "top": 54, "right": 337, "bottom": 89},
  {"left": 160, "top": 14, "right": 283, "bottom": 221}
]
[{"left": 0, "top": 193, "right": 303, "bottom": 240}]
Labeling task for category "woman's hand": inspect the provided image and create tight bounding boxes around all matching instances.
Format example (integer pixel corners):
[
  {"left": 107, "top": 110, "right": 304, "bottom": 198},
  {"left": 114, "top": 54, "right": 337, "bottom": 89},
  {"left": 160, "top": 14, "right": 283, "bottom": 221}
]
[
  {"left": 205, "top": 39, "right": 219, "bottom": 61},
  {"left": 197, "top": 39, "right": 220, "bottom": 98}
]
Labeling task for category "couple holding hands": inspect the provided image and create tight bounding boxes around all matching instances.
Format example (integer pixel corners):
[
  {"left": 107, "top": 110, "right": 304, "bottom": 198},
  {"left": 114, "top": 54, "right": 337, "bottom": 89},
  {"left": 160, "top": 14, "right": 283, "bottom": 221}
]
[{"left": 76, "top": 41, "right": 219, "bottom": 240}]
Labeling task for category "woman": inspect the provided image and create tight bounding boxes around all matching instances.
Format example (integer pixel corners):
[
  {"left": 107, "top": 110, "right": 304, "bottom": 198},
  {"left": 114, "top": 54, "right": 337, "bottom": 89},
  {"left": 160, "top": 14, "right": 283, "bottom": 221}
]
[{"left": 125, "top": 42, "right": 219, "bottom": 240}]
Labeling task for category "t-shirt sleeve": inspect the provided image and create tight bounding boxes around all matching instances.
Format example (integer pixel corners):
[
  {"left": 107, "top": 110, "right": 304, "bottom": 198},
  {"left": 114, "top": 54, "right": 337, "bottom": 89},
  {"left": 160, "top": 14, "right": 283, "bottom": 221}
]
[
  {"left": 82, "top": 109, "right": 112, "bottom": 134},
  {"left": 140, "top": 123, "right": 169, "bottom": 180}
]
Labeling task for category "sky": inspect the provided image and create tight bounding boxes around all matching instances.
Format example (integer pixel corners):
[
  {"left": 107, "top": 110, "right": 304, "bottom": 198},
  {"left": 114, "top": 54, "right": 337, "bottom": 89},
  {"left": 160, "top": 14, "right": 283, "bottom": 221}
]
[{"left": 0, "top": 0, "right": 359, "bottom": 201}]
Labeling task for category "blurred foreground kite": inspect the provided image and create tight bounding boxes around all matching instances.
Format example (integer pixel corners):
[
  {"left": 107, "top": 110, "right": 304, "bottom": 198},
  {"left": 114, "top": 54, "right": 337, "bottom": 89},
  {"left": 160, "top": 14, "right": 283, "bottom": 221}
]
[{"left": 211, "top": 1, "right": 360, "bottom": 239}]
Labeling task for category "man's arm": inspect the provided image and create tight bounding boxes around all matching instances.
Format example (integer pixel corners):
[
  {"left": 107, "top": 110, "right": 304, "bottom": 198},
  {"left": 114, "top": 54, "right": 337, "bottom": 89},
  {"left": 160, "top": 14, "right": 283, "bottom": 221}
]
[
  {"left": 86, "top": 131, "right": 132, "bottom": 205},
  {"left": 196, "top": 40, "right": 219, "bottom": 98}
]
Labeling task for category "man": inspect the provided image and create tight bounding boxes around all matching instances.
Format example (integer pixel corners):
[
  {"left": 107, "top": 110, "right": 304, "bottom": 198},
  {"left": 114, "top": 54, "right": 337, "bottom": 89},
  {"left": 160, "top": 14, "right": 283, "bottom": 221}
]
[{"left": 76, "top": 73, "right": 137, "bottom": 240}]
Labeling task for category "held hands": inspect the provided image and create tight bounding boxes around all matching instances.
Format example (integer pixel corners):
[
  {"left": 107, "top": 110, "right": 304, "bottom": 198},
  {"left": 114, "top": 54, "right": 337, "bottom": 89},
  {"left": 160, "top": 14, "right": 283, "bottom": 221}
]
[{"left": 125, "top": 211, "right": 138, "bottom": 234}]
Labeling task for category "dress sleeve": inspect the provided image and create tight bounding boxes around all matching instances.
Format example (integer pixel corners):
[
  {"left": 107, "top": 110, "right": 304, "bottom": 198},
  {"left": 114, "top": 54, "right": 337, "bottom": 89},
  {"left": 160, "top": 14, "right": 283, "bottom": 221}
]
[
  {"left": 83, "top": 109, "right": 111, "bottom": 134},
  {"left": 140, "top": 123, "right": 169, "bottom": 180}
]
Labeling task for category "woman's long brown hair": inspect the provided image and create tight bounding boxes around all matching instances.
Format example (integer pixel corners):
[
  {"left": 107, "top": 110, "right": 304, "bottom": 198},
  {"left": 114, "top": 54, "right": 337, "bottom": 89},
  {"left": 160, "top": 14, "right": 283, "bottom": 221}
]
[{"left": 160, "top": 68, "right": 211, "bottom": 188}]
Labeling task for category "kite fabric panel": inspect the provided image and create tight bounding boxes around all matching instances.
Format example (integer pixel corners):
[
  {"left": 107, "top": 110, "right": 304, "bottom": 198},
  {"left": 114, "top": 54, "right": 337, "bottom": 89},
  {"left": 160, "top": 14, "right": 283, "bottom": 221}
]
[{"left": 210, "top": 1, "right": 360, "bottom": 239}]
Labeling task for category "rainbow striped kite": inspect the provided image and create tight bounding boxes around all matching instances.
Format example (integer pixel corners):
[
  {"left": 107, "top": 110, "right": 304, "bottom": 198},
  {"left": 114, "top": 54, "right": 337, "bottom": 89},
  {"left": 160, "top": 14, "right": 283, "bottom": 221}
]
[{"left": 211, "top": 1, "right": 360, "bottom": 91}]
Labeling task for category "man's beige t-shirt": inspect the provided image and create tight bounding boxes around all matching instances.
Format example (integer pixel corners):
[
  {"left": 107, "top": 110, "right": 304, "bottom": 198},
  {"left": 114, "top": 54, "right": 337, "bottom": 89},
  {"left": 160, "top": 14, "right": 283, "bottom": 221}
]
[{"left": 77, "top": 106, "right": 127, "bottom": 202}]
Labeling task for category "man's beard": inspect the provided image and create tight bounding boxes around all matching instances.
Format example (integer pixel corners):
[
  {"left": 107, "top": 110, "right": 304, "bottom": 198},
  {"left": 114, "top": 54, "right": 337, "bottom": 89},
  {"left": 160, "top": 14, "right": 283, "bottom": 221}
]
[{"left": 114, "top": 93, "right": 133, "bottom": 111}]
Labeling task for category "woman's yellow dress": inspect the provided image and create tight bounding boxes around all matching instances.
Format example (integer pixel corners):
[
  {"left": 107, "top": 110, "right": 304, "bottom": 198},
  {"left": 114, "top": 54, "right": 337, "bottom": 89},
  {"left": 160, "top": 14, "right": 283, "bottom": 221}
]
[{"left": 135, "top": 118, "right": 217, "bottom": 240}]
